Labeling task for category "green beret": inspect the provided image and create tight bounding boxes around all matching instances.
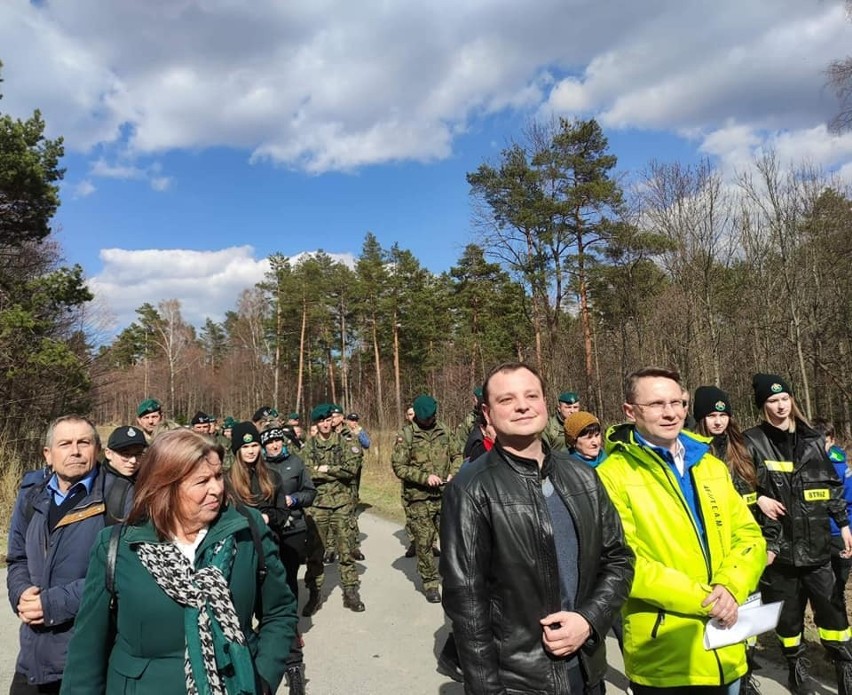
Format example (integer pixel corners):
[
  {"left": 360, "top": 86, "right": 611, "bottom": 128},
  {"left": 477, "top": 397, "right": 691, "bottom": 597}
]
[
  {"left": 558, "top": 391, "right": 579, "bottom": 405},
  {"left": 222, "top": 416, "right": 236, "bottom": 429},
  {"left": 473, "top": 386, "right": 483, "bottom": 400},
  {"left": 287, "top": 412, "right": 300, "bottom": 421},
  {"left": 413, "top": 394, "right": 438, "bottom": 421},
  {"left": 310, "top": 404, "right": 332, "bottom": 423},
  {"left": 329, "top": 403, "right": 343, "bottom": 414},
  {"left": 137, "top": 398, "right": 162, "bottom": 417}
]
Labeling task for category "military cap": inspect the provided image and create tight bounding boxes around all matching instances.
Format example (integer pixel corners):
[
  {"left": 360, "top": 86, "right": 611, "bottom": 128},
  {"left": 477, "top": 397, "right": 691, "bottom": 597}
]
[
  {"left": 137, "top": 398, "right": 162, "bottom": 417},
  {"left": 107, "top": 425, "right": 147, "bottom": 452},
  {"left": 558, "top": 391, "right": 579, "bottom": 404},
  {"left": 287, "top": 412, "right": 300, "bottom": 421},
  {"left": 345, "top": 412, "right": 360, "bottom": 421},
  {"left": 413, "top": 394, "right": 438, "bottom": 421},
  {"left": 222, "top": 416, "right": 236, "bottom": 429},
  {"left": 329, "top": 403, "right": 343, "bottom": 414},
  {"left": 252, "top": 406, "right": 274, "bottom": 422},
  {"left": 310, "top": 403, "right": 332, "bottom": 423},
  {"left": 190, "top": 411, "right": 209, "bottom": 426}
]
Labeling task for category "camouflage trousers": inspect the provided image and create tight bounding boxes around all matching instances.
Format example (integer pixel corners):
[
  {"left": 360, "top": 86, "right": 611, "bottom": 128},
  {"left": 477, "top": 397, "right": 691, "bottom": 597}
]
[
  {"left": 304, "top": 506, "right": 359, "bottom": 590},
  {"left": 401, "top": 490, "right": 416, "bottom": 543},
  {"left": 325, "top": 487, "right": 362, "bottom": 551},
  {"left": 408, "top": 498, "right": 442, "bottom": 590}
]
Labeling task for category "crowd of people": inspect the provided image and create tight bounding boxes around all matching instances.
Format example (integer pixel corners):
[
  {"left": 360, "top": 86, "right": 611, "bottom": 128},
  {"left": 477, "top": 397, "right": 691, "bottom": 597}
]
[{"left": 4, "top": 365, "right": 851, "bottom": 695}]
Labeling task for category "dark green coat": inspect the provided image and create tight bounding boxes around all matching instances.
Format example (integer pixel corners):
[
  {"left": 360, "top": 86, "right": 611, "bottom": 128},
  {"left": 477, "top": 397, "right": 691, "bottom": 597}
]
[{"left": 60, "top": 505, "right": 297, "bottom": 695}]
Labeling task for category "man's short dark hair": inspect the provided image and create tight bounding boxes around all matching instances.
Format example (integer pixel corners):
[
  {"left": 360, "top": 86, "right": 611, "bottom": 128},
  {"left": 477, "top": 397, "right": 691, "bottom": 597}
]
[
  {"left": 482, "top": 362, "right": 546, "bottom": 406},
  {"left": 812, "top": 417, "right": 836, "bottom": 440},
  {"left": 624, "top": 367, "right": 682, "bottom": 403}
]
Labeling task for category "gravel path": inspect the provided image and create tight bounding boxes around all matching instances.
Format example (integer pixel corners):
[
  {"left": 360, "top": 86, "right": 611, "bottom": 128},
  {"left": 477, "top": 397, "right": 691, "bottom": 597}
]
[{"left": 0, "top": 513, "right": 827, "bottom": 693}]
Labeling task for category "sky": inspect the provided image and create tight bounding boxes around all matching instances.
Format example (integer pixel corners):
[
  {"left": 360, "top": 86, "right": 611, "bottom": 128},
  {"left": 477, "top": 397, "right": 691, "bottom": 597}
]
[{"left": 2, "top": 0, "right": 852, "bottom": 335}]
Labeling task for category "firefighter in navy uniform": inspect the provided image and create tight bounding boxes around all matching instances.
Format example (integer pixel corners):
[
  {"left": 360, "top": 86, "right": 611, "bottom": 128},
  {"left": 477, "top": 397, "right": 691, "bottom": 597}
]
[{"left": 744, "top": 374, "right": 852, "bottom": 695}]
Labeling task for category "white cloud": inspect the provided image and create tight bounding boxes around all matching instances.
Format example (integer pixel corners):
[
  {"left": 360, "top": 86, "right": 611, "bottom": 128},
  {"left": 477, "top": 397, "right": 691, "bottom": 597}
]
[
  {"left": 88, "top": 246, "right": 356, "bottom": 334},
  {"left": 1, "top": 0, "right": 850, "bottom": 177},
  {"left": 73, "top": 179, "right": 97, "bottom": 198}
]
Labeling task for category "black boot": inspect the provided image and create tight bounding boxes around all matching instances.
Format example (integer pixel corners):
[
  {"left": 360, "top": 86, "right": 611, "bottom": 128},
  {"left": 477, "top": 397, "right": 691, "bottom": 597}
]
[
  {"left": 404, "top": 542, "right": 416, "bottom": 558},
  {"left": 837, "top": 659, "right": 852, "bottom": 695},
  {"left": 351, "top": 548, "right": 365, "bottom": 561},
  {"left": 323, "top": 550, "right": 337, "bottom": 564},
  {"left": 285, "top": 664, "right": 305, "bottom": 695},
  {"left": 788, "top": 656, "right": 818, "bottom": 695},
  {"left": 302, "top": 587, "right": 322, "bottom": 617},
  {"left": 343, "top": 587, "right": 365, "bottom": 612}
]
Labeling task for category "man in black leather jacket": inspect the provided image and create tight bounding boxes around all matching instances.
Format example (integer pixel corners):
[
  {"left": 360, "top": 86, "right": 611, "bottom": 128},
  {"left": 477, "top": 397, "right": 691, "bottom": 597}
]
[{"left": 440, "top": 362, "right": 634, "bottom": 694}]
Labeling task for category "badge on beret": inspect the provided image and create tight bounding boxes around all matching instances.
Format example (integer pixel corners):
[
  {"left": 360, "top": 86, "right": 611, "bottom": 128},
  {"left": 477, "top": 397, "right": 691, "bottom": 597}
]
[
  {"left": 351, "top": 446, "right": 360, "bottom": 454},
  {"left": 127, "top": 427, "right": 137, "bottom": 436},
  {"left": 771, "top": 383, "right": 782, "bottom": 393},
  {"left": 396, "top": 436, "right": 404, "bottom": 443},
  {"left": 243, "top": 433, "right": 254, "bottom": 443},
  {"left": 714, "top": 401, "right": 726, "bottom": 412}
]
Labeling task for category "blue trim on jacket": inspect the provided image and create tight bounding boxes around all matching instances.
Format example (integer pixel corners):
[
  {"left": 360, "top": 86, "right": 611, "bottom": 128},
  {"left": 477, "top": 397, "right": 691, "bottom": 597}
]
[{"left": 829, "top": 445, "right": 852, "bottom": 537}]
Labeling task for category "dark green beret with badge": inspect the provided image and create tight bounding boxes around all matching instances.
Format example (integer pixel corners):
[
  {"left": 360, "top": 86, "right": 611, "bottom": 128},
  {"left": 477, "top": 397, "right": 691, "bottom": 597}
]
[
  {"left": 310, "top": 403, "right": 332, "bottom": 423},
  {"left": 137, "top": 398, "right": 162, "bottom": 417},
  {"left": 413, "top": 394, "right": 438, "bottom": 421},
  {"left": 558, "top": 391, "right": 579, "bottom": 405}
]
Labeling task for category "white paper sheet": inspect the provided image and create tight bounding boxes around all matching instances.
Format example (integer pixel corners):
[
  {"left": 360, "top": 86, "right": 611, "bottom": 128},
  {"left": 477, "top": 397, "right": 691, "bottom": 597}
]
[{"left": 703, "top": 598, "right": 783, "bottom": 650}]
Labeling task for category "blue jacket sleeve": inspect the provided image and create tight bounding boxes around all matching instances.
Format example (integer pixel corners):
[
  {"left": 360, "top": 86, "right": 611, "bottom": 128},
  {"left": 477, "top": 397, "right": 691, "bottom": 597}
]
[
  {"left": 358, "top": 430, "right": 371, "bottom": 449},
  {"left": 6, "top": 488, "right": 35, "bottom": 612}
]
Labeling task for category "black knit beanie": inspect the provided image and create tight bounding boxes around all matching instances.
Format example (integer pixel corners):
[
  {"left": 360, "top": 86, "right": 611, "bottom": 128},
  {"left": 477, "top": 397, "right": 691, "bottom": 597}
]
[
  {"left": 752, "top": 373, "right": 791, "bottom": 408},
  {"left": 231, "top": 421, "right": 260, "bottom": 454},
  {"left": 693, "top": 386, "right": 732, "bottom": 422}
]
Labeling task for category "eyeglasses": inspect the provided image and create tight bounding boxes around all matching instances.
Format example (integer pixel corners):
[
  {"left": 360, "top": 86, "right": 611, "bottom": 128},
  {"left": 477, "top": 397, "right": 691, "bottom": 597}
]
[{"left": 630, "top": 400, "right": 688, "bottom": 413}]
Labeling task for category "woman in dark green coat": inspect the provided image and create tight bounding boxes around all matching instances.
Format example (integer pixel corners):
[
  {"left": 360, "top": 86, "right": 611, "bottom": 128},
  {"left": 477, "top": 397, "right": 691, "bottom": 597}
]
[{"left": 61, "top": 429, "right": 298, "bottom": 695}]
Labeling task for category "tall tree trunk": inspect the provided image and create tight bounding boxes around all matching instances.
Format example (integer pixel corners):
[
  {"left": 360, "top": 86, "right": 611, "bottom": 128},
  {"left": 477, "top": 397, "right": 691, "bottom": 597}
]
[
  {"left": 296, "top": 297, "right": 307, "bottom": 412},
  {"left": 576, "top": 235, "right": 595, "bottom": 409},
  {"left": 328, "top": 342, "right": 337, "bottom": 404},
  {"left": 393, "top": 311, "right": 402, "bottom": 424},
  {"left": 371, "top": 313, "right": 384, "bottom": 430}
]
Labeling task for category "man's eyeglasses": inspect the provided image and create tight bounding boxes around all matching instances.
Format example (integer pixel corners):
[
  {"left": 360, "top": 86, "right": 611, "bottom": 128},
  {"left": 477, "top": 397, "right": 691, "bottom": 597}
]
[{"left": 629, "top": 400, "right": 687, "bottom": 413}]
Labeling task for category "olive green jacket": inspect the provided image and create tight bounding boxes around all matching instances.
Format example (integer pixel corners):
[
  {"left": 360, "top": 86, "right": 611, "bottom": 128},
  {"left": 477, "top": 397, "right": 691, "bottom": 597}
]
[
  {"left": 541, "top": 413, "right": 568, "bottom": 452},
  {"left": 392, "top": 422, "right": 462, "bottom": 502},
  {"left": 303, "top": 432, "right": 361, "bottom": 509}
]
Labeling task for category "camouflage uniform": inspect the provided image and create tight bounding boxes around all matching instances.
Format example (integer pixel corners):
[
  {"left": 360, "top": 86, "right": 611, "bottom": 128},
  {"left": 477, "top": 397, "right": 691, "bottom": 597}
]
[
  {"left": 340, "top": 428, "right": 364, "bottom": 552},
  {"left": 392, "top": 421, "right": 462, "bottom": 592},
  {"left": 542, "top": 413, "right": 568, "bottom": 452},
  {"left": 303, "top": 432, "right": 362, "bottom": 593}
]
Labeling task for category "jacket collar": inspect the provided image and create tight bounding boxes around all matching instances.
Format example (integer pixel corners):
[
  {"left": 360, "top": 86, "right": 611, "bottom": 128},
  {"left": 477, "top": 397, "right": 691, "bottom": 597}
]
[
  {"left": 124, "top": 503, "right": 249, "bottom": 556},
  {"left": 605, "top": 422, "right": 711, "bottom": 467},
  {"left": 493, "top": 440, "right": 551, "bottom": 478}
]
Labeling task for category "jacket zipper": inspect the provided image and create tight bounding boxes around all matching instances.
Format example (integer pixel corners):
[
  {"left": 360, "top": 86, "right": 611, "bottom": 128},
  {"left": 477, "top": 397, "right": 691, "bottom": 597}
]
[{"left": 651, "top": 609, "right": 665, "bottom": 638}]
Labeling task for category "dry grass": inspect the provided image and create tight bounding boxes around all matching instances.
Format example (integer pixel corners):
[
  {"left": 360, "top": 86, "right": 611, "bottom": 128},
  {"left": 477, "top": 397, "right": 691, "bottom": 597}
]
[{"left": 358, "top": 429, "right": 405, "bottom": 525}]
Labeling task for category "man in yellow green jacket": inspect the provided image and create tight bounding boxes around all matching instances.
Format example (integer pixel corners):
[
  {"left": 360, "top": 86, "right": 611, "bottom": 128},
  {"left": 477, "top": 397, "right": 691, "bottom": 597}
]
[{"left": 597, "top": 367, "right": 766, "bottom": 693}]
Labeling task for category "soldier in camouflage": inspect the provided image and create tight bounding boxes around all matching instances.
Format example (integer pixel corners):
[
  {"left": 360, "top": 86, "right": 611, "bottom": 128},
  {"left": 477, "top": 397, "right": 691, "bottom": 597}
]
[
  {"left": 392, "top": 394, "right": 462, "bottom": 603},
  {"left": 541, "top": 391, "right": 580, "bottom": 452},
  {"left": 302, "top": 403, "right": 365, "bottom": 613},
  {"left": 135, "top": 398, "right": 180, "bottom": 444},
  {"left": 454, "top": 387, "right": 483, "bottom": 452}
]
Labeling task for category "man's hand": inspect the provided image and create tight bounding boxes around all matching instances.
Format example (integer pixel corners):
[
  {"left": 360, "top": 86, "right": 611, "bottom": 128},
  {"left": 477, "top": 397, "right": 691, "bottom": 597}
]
[
  {"left": 427, "top": 474, "right": 443, "bottom": 487},
  {"left": 757, "top": 495, "right": 786, "bottom": 520},
  {"left": 766, "top": 550, "right": 777, "bottom": 566},
  {"left": 540, "top": 611, "right": 591, "bottom": 657},
  {"left": 841, "top": 526, "right": 852, "bottom": 558},
  {"left": 318, "top": 464, "right": 329, "bottom": 473},
  {"left": 702, "top": 585, "right": 738, "bottom": 628},
  {"left": 17, "top": 586, "right": 44, "bottom": 626}
]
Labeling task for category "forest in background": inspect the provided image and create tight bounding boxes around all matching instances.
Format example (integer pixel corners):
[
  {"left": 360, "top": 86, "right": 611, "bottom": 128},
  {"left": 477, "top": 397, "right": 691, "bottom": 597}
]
[{"left": 2, "top": 64, "right": 852, "bottom": 460}]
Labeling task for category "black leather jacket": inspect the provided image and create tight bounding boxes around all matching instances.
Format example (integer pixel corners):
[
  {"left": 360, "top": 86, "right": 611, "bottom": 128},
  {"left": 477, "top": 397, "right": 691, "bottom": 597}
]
[
  {"left": 744, "top": 420, "right": 846, "bottom": 566},
  {"left": 440, "top": 443, "right": 634, "bottom": 694}
]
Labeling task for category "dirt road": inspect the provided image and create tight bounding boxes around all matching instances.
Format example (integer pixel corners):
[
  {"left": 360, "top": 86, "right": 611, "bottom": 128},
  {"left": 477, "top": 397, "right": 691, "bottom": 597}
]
[{"left": 0, "top": 513, "right": 825, "bottom": 693}]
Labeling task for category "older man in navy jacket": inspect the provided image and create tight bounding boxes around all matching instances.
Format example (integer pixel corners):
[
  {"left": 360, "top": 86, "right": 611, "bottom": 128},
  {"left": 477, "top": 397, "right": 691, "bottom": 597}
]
[{"left": 6, "top": 415, "right": 129, "bottom": 694}]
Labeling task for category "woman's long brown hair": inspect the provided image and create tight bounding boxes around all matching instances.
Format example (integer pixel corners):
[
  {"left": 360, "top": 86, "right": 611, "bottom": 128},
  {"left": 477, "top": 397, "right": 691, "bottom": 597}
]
[
  {"left": 698, "top": 416, "right": 758, "bottom": 489},
  {"left": 227, "top": 446, "right": 275, "bottom": 506}
]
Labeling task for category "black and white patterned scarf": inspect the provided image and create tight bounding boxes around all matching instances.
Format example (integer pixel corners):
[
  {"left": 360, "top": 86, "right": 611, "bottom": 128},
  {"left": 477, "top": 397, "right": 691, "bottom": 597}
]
[{"left": 135, "top": 535, "right": 248, "bottom": 694}]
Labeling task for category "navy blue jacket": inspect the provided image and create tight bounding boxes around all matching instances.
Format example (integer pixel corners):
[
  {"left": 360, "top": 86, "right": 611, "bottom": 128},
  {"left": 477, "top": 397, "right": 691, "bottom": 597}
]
[{"left": 6, "top": 465, "right": 127, "bottom": 685}]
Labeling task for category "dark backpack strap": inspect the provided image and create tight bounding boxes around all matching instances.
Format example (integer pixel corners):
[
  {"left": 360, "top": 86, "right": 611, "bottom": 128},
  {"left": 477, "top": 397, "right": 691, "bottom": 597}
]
[
  {"left": 234, "top": 503, "right": 267, "bottom": 622},
  {"left": 106, "top": 523, "right": 123, "bottom": 608},
  {"left": 103, "top": 476, "right": 132, "bottom": 527}
]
